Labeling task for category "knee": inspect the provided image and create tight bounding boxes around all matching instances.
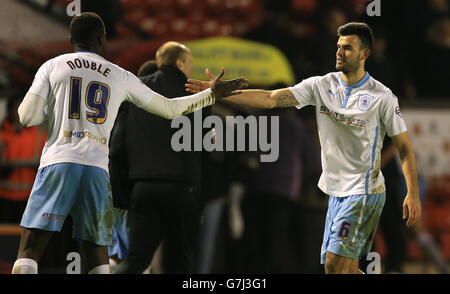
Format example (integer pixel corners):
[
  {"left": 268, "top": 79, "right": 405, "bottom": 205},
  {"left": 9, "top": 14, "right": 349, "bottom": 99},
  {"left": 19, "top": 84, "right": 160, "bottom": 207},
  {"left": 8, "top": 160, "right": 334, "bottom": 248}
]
[
  {"left": 325, "top": 260, "right": 339, "bottom": 274},
  {"left": 325, "top": 257, "right": 352, "bottom": 274}
]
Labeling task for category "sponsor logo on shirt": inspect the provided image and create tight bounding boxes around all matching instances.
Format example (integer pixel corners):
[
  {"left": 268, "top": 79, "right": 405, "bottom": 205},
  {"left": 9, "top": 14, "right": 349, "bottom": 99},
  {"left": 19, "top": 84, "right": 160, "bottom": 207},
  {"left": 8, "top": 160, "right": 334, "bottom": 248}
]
[
  {"left": 320, "top": 105, "right": 367, "bottom": 128},
  {"left": 357, "top": 94, "right": 374, "bottom": 111},
  {"left": 64, "top": 130, "right": 107, "bottom": 144}
]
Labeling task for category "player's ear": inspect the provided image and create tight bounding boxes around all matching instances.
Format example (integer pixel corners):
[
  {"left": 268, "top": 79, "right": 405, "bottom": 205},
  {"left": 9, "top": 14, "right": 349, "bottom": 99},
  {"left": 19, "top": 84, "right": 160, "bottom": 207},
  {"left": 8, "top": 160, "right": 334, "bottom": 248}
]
[
  {"left": 176, "top": 59, "right": 183, "bottom": 70},
  {"left": 361, "top": 47, "right": 370, "bottom": 61},
  {"left": 365, "top": 48, "right": 370, "bottom": 59}
]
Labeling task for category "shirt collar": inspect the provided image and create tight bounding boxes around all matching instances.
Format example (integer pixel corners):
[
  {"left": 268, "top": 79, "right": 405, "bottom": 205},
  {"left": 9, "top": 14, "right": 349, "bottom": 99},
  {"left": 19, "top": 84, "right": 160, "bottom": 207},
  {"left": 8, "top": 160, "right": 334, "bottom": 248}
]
[
  {"left": 76, "top": 50, "right": 105, "bottom": 60},
  {"left": 339, "top": 72, "right": 370, "bottom": 89}
]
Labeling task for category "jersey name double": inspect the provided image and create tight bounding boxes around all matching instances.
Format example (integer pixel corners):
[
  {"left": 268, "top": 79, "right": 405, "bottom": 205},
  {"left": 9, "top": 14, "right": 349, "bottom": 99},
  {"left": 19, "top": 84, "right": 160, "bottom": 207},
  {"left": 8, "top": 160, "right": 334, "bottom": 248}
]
[{"left": 66, "top": 58, "right": 111, "bottom": 77}]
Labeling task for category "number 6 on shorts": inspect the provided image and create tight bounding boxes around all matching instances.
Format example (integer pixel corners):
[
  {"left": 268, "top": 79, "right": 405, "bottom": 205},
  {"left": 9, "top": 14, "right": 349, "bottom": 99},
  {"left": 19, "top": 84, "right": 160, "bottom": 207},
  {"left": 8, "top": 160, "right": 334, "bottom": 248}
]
[{"left": 338, "top": 221, "right": 351, "bottom": 240}]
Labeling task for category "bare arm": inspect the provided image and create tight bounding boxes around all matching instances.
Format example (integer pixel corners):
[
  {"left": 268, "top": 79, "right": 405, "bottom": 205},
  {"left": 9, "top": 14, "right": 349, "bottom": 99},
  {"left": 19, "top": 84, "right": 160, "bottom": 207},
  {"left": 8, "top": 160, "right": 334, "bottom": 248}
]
[
  {"left": 136, "top": 69, "right": 247, "bottom": 119},
  {"left": 391, "top": 131, "right": 421, "bottom": 227},
  {"left": 186, "top": 69, "right": 298, "bottom": 109},
  {"left": 223, "top": 88, "right": 299, "bottom": 109}
]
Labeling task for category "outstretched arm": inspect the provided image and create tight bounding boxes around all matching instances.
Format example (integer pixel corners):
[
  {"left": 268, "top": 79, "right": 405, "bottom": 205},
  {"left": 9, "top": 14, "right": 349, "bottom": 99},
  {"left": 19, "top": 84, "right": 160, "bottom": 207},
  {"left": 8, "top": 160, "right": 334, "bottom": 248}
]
[
  {"left": 391, "top": 131, "right": 421, "bottom": 227},
  {"left": 222, "top": 88, "right": 299, "bottom": 109},
  {"left": 186, "top": 69, "right": 298, "bottom": 109},
  {"left": 131, "top": 69, "right": 247, "bottom": 119}
]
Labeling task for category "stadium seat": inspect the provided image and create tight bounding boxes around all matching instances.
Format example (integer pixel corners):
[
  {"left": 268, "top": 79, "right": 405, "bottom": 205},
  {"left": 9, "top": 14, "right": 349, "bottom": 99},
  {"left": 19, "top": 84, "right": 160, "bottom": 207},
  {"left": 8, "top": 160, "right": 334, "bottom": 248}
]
[
  {"left": 175, "top": 0, "right": 205, "bottom": 15},
  {"left": 291, "top": 0, "right": 317, "bottom": 15},
  {"left": 120, "top": 0, "right": 144, "bottom": 11},
  {"left": 407, "top": 239, "right": 424, "bottom": 261},
  {"left": 235, "top": 0, "right": 262, "bottom": 15},
  {"left": 184, "top": 15, "right": 203, "bottom": 39},
  {"left": 202, "top": 18, "right": 221, "bottom": 37},
  {"left": 373, "top": 229, "right": 386, "bottom": 259},
  {"left": 205, "top": 0, "right": 227, "bottom": 14},
  {"left": 432, "top": 204, "right": 450, "bottom": 231},
  {"left": 114, "top": 41, "right": 162, "bottom": 74},
  {"left": 123, "top": 11, "right": 148, "bottom": 28},
  {"left": 115, "top": 24, "right": 137, "bottom": 39},
  {"left": 441, "top": 232, "right": 450, "bottom": 259}
]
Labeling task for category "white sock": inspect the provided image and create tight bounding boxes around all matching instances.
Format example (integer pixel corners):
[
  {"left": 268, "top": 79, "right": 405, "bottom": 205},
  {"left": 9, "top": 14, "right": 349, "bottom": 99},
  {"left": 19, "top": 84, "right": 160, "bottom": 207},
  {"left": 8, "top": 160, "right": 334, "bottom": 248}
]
[
  {"left": 109, "top": 258, "right": 118, "bottom": 271},
  {"left": 12, "top": 258, "right": 38, "bottom": 274},
  {"left": 88, "top": 264, "right": 111, "bottom": 274}
]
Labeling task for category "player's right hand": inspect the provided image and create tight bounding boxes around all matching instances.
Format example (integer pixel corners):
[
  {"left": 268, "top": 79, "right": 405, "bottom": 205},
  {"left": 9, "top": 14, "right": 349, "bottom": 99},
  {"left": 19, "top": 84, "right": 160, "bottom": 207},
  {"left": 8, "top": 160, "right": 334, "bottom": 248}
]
[
  {"left": 403, "top": 193, "right": 421, "bottom": 227},
  {"left": 186, "top": 68, "right": 248, "bottom": 98},
  {"left": 185, "top": 68, "right": 215, "bottom": 93}
]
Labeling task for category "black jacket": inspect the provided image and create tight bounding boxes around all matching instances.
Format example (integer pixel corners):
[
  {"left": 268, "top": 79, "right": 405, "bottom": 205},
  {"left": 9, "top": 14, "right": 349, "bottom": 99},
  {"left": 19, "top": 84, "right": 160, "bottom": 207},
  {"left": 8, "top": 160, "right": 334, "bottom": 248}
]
[{"left": 126, "top": 65, "right": 210, "bottom": 195}]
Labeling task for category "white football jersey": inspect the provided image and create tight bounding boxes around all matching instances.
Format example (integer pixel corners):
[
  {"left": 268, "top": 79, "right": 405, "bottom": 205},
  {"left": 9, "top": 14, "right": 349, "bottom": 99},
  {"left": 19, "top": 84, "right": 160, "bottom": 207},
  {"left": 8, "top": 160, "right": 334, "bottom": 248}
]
[
  {"left": 27, "top": 51, "right": 165, "bottom": 172},
  {"left": 289, "top": 72, "right": 407, "bottom": 197}
]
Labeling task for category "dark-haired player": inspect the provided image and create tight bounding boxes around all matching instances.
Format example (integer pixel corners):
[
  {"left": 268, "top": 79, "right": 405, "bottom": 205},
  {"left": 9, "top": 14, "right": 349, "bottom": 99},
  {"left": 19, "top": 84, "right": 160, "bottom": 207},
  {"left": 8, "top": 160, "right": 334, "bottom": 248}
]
[
  {"left": 187, "top": 22, "right": 421, "bottom": 274},
  {"left": 13, "top": 12, "right": 246, "bottom": 274}
]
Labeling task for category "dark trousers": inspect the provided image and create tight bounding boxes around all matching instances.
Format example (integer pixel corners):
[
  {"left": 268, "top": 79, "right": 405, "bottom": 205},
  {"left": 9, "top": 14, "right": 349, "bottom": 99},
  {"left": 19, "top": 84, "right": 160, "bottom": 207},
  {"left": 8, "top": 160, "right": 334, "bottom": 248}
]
[
  {"left": 114, "top": 181, "right": 201, "bottom": 274},
  {"left": 233, "top": 192, "right": 300, "bottom": 273}
]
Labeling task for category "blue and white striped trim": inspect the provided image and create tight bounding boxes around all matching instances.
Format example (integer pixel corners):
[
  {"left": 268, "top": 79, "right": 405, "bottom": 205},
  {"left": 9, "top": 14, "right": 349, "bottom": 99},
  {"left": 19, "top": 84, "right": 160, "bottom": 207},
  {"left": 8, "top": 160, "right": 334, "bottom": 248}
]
[{"left": 365, "top": 126, "right": 379, "bottom": 194}]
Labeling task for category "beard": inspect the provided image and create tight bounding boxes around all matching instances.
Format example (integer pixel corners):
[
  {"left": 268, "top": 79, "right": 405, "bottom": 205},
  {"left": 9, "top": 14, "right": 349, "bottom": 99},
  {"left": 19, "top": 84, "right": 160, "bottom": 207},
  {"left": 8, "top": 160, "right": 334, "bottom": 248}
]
[{"left": 336, "top": 60, "right": 359, "bottom": 74}]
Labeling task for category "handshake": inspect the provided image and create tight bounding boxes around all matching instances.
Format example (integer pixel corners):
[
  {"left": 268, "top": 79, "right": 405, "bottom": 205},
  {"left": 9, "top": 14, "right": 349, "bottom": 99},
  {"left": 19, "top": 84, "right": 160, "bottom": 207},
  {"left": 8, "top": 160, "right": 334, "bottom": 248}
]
[{"left": 187, "top": 69, "right": 248, "bottom": 99}]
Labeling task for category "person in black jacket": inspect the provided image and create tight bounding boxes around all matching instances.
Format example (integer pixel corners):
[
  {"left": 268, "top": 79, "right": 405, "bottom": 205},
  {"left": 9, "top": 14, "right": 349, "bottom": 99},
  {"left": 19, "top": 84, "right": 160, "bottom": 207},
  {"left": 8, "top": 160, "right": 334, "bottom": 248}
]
[
  {"left": 113, "top": 41, "right": 211, "bottom": 274},
  {"left": 107, "top": 60, "right": 158, "bottom": 271}
]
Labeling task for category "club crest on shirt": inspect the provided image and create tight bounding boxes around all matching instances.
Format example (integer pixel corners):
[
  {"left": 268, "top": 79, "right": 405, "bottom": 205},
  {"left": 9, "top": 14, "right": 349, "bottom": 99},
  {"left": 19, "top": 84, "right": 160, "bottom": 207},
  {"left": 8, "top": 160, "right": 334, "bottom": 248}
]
[{"left": 357, "top": 94, "right": 374, "bottom": 111}]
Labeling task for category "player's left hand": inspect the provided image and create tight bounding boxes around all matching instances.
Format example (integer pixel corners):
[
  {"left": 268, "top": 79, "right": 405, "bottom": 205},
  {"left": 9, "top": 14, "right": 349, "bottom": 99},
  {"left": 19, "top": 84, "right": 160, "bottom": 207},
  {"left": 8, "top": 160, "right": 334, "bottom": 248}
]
[
  {"left": 209, "top": 69, "right": 248, "bottom": 99},
  {"left": 186, "top": 68, "right": 248, "bottom": 97},
  {"left": 185, "top": 68, "right": 215, "bottom": 93},
  {"left": 403, "top": 193, "right": 421, "bottom": 227}
]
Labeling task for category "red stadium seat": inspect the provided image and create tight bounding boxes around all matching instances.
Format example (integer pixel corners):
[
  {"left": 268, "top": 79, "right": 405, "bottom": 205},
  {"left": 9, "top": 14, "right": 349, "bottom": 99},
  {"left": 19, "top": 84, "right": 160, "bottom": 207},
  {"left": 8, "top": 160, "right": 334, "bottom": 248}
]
[
  {"left": 123, "top": 11, "right": 148, "bottom": 28},
  {"left": 291, "top": 0, "right": 317, "bottom": 15},
  {"left": 218, "top": 19, "right": 235, "bottom": 36},
  {"left": 423, "top": 201, "right": 438, "bottom": 233},
  {"left": 184, "top": 15, "right": 204, "bottom": 39},
  {"left": 148, "top": 0, "right": 175, "bottom": 12},
  {"left": 352, "top": 0, "right": 369, "bottom": 15},
  {"left": 175, "top": 0, "right": 205, "bottom": 15},
  {"left": 441, "top": 232, "right": 450, "bottom": 259},
  {"left": 373, "top": 228, "right": 386, "bottom": 259},
  {"left": 121, "top": 0, "right": 144, "bottom": 11},
  {"left": 140, "top": 17, "right": 169, "bottom": 37},
  {"left": 291, "top": 0, "right": 319, "bottom": 15},
  {"left": 407, "top": 239, "right": 424, "bottom": 261},
  {"left": 205, "top": 0, "right": 227, "bottom": 14},
  {"left": 114, "top": 41, "right": 162, "bottom": 74},
  {"left": 432, "top": 204, "right": 450, "bottom": 231},
  {"left": 235, "top": 0, "right": 262, "bottom": 15},
  {"left": 115, "top": 24, "right": 137, "bottom": 39},
  {"left": 202, "top": 18, "right": 221, "bottom": 37}
]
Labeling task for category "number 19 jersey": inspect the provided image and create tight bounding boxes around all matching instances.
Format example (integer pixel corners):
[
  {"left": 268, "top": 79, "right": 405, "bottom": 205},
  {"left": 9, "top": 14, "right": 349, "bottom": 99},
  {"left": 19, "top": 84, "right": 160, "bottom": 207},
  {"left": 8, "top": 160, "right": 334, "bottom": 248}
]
[{"left": 27, "top": 51, "right": 158, "bottom": 173}]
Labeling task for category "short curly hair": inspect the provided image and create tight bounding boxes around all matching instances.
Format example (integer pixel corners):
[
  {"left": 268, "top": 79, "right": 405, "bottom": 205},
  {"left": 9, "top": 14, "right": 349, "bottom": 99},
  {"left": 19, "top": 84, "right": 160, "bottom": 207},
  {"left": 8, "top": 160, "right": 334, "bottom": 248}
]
[
  {"left": 70, "top": 12, "right": 105, "bottom": 46},
  {"left": 338, "top": 22, "right": 374, "bottom": 52}
]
